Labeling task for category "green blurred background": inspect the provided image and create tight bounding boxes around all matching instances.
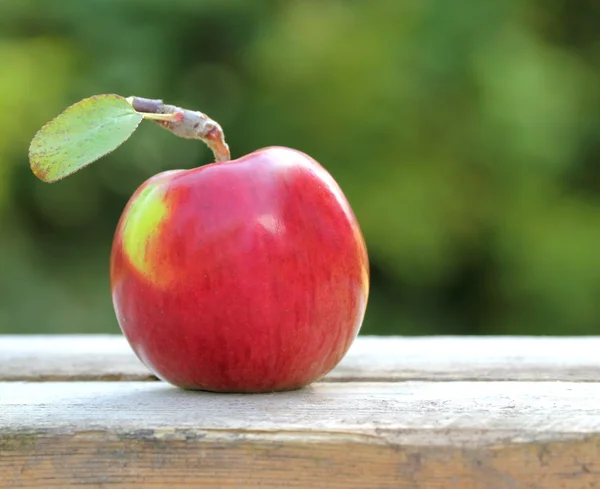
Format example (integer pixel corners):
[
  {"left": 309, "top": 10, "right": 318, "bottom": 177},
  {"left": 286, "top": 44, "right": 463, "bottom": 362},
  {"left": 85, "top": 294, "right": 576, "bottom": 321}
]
[{"left": 1, "top": 0, "right": 599, "bottom": 336}]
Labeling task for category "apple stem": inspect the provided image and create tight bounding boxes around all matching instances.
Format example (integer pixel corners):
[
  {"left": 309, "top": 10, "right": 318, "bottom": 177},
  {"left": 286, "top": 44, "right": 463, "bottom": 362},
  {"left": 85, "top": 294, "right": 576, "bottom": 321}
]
[{"left": 125, "top": 96, "right": 231, "bottom": 162}]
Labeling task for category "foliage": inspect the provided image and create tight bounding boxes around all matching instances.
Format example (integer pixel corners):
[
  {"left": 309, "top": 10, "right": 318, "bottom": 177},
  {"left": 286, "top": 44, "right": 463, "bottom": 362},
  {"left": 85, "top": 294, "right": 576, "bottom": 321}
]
[
  {"left": 0, "top": 0, "right": 599, "bottom": 335},
  {"left": 29, "top": 94, "right": 144, "bottom": 182}
]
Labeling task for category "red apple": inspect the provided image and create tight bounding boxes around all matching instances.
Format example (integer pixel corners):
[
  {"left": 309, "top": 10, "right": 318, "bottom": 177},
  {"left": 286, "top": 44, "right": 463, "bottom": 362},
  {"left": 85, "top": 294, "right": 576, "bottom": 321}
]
[{"left": 110, "top": 145, "right": 369, "bottom": 392}]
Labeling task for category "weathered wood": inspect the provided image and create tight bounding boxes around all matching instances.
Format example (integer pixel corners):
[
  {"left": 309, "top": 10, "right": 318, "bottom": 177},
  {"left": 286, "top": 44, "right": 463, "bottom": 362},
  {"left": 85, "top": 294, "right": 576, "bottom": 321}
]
[
  {"left": 1, "top": 335, "right": 153, "bottom": 381},
  {"left": 1, "top": 381, "right": 599, "bottom": 488},
  {"left": 2, "top": 334, "right": 600, "bottom": 382}
]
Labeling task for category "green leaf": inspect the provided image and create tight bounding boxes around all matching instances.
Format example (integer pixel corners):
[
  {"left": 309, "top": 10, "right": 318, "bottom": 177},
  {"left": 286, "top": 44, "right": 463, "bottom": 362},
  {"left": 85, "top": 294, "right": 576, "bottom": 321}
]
[{"left": 28, "top": 94, "right": 144, "bottom": 183}]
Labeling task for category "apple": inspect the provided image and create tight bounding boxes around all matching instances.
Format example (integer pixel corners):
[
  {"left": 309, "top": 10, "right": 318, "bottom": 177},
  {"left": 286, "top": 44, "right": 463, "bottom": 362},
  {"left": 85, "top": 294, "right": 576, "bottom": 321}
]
[
  {"left": 110, "top": 145, "right": 369, "bottom": 392},
  {"left": 28, "top": 93, "right": 370, "bottom": 393}
]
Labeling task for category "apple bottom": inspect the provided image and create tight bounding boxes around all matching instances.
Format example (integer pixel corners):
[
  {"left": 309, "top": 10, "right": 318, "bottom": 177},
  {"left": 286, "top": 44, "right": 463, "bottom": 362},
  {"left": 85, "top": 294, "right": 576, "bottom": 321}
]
[
  {"left": 111, "top": 264, "right": 367, "bottom": 392},
  {"left": 113, "top": 234, "right": 366, "bottom": 392}
]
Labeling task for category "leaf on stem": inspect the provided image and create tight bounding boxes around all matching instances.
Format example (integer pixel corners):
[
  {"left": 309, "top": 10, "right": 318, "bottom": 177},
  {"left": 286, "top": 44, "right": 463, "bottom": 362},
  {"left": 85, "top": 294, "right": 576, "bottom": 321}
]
[{"left": 29, "top": 94, "right": 144, "bottom": 183}]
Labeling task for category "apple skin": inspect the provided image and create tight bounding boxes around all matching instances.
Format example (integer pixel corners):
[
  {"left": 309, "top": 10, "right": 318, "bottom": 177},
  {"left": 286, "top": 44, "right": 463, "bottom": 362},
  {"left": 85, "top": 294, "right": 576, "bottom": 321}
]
[{"left": 110, "top": 146, "right": 369, "bottom": 392}]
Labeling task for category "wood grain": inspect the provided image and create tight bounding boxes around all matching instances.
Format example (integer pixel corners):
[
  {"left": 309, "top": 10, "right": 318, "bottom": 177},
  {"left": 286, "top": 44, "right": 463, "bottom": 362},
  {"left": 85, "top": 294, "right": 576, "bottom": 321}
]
[
  {"left": 2, "top": 381, "right": 600, "bottom": 488},
  {"left": 3, "top": 334, "right": 600, "bottom": 382}
]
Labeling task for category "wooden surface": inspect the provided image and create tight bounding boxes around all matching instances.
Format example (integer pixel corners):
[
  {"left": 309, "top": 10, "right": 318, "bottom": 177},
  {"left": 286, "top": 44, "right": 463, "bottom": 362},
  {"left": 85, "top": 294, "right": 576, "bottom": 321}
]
[
  {"left": 3, "top": 334, "right": 600, "bottom": 381},
  {"left": 1, "top": 335, "right": 600, "bottom": 488}
]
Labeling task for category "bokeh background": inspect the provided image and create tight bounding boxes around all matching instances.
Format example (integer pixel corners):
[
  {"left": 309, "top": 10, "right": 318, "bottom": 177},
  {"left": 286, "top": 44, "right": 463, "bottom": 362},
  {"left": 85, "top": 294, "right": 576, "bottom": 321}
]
[{"left": 1, "top": 0, "right": 599, "bottom": 336}]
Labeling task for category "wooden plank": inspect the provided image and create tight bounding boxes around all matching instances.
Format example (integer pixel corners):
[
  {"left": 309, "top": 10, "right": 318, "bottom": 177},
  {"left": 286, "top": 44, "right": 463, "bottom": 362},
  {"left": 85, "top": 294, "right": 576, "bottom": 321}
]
[
  {"left": 1, "top": 381, "right": 599, "bottom": 488},
  {"left": 0, "top": 335, "right": 153, "bottom": 382},
  {"left": 2, "top": 334, "right": 600, "bottom": 382}
]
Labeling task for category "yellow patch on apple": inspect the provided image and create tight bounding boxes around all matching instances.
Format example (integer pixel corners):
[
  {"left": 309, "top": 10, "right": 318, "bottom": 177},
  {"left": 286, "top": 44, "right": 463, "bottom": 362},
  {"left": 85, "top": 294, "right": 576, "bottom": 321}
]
[{"left": 120, "top": 179, "right": 170, "bottom": 283}]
